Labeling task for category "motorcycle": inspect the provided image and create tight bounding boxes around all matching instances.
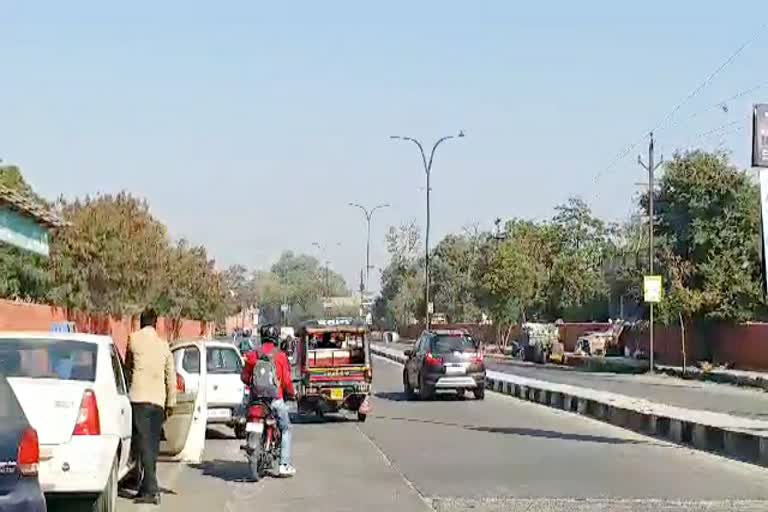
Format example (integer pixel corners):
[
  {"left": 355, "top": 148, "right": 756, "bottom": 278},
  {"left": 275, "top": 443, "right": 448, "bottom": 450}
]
[{"left": 240, "top": 399, "right": 282, "bottom": 481}]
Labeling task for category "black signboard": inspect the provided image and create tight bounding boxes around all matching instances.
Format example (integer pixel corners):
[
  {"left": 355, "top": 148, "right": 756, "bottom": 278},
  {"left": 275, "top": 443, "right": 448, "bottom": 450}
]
[{"left": 753, "top": 104, "right": 768, "bottom": 168}]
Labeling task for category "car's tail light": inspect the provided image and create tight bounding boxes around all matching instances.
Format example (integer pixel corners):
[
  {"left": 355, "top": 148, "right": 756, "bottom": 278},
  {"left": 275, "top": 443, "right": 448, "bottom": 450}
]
[
  {"left": 17, "top": 427, "right": 39, "bottom": 476},
  {"left": 472, "top": 353, "right": 484, "bottom": 364},
  {"left": 425, "top": 353, "right": 443, "bottom": 367},
  {"left": 176, "top": 373, "right": 186, "bottom": 393},
  {"left": 72, "top": 390, "right": 101, "bottom": 436}
]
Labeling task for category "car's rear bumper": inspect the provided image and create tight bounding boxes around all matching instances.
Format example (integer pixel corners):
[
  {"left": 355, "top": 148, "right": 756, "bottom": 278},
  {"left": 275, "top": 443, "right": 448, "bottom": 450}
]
[
  {"left": 39, "top": 435, "right": 118, "bottom": 494},
  {"left": 0, "top": 478, "right": 46, "bottom": 512},
  {"left": 206, "top": 403, "right": 244, "bottom": 425},
  {"left": 425, "top": 372, "right": 486, "bottom": 389}
]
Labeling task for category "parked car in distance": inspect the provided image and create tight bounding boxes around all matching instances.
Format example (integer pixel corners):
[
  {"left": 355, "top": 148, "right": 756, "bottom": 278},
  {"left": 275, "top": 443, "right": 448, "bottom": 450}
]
[
  {"left": 173, "top": 340, "right": 248, "bottom": 438},
  {"left": 403, "top": 329, "right": 486, "bottom": 400},
  {"left": 0, "top": 373, "right": 46, "bottom": 512},
  {"left": 0, "top": 332, "right": 132, "bottom": 512}
]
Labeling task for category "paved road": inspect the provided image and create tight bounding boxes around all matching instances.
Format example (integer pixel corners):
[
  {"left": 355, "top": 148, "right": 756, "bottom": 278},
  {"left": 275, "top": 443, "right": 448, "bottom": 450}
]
[
  {"left": 384, "top": 341, "right": 768, "bottom": 419},
  {"left": 108, "top": 355, "right": 768, "bottom": 512}
]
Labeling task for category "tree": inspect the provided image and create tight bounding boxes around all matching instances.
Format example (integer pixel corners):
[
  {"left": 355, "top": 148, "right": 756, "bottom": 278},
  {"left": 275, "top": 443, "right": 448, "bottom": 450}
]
[
  {"left": 158, "top": 239, "right": 224, "bottom": 322},
  {"left": 654, "top": 151, "right": 763, "bottom": 322},
  {"left": 475, "top": 235, "right": 537, "bottom": 346},
  {"left": 48, "top": 192, "right": 170, "bottom": 316},
  {"left": 374, "top": 221, "right": 423, "bottom": 330},
  {"left": 430, "top": 229, "right": 484, "bottom": 323}
]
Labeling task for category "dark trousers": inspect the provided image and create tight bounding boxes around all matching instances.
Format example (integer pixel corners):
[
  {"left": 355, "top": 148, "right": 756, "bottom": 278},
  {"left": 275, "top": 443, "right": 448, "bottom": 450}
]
[{"left": 132, "top": 402, "right": 165, "bottom": 496}]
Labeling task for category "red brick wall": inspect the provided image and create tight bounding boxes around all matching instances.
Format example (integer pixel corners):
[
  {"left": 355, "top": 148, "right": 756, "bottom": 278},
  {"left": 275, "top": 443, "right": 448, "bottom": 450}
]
[
  {"left": 400, "top": 319, "right": 768, "bottom": 370},
  {"left": 0, "top": 299, "right": 209, "bottom": 356}
]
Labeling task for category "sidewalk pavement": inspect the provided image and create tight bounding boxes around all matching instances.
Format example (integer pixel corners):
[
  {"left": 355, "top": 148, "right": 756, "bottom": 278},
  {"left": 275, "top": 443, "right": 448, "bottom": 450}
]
[{"left": 485, "top": 358, "right": 768, "bottom": 420}]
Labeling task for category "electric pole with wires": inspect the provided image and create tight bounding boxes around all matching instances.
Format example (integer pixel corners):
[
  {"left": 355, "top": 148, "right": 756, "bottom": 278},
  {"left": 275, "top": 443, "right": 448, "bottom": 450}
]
[{"left": 638, "top": 132, "right": 664, "bottom": 374}]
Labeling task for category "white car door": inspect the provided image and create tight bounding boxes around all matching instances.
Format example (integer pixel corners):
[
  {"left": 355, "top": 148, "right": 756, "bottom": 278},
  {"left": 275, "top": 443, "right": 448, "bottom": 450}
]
[
  {"left": 162, "top": 344, "right": 207, "bottom": 463},
  {"left": 107, "top": 344, "right": 132, "bottom": 476}
]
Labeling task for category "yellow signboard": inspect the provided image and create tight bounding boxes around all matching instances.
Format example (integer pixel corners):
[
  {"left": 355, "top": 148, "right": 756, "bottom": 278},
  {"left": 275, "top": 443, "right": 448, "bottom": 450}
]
[{"left": 644, "top": 275, "right": 662, "bottom": 303}]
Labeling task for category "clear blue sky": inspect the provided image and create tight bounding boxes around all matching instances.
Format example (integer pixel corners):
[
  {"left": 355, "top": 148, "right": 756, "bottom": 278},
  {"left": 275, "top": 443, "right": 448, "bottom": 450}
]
[{"left": 2, "top": 1, "right": 767, "bottom": 290}]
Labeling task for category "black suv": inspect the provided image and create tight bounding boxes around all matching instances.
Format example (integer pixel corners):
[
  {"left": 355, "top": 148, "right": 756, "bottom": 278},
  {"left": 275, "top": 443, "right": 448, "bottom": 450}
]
[{"left": 403, "top": 330, "right": 486, "bottom": 400}]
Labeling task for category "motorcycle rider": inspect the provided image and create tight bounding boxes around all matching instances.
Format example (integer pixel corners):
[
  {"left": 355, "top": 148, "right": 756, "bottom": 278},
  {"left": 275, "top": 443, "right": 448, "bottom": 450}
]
[{"left": 241, "top": 323, "right": 297, "bottom": 477}]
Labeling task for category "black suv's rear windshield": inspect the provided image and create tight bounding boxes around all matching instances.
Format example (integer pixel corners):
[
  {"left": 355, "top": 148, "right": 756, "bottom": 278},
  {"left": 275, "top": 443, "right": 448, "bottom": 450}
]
[{"left": 431, "top": 336, "right": 476, "bottom": 353}]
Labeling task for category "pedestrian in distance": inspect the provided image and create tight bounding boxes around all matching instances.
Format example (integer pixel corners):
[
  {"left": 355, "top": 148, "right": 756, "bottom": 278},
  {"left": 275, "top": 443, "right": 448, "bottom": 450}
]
[{"left": 125, "top": 309, "right": 177, "bottom": 505}]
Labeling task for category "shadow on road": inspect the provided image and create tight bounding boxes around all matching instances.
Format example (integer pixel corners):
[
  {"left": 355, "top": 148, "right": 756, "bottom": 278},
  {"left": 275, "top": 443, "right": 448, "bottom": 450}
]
[
  {"left": 375, "top": 391, "right": 469, "bottom": 402},
  {"left": 371, "top": 414, "right": 657, "bottom": 446},
  {"left": 190, "top": 459, "right": 253, "bottom": 483},
  {"left": 206, "top": 427, "right": 234, "bottom": 440}
]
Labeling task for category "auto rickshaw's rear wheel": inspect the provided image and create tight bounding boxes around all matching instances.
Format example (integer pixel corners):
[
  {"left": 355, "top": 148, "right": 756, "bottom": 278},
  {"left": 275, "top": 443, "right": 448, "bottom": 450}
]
[{"left": 357, "top": 412, "right": 367, "bottom": 422}]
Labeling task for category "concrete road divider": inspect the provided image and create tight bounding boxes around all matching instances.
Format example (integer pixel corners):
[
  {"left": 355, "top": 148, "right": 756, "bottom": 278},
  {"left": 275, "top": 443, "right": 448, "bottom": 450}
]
[{"left": 372, "top": 344, "right": 768, "bottom": 468}]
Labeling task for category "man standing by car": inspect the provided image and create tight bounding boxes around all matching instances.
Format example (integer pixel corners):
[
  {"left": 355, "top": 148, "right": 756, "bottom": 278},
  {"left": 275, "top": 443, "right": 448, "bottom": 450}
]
[
  {"left": 241, "top": 324, "right": 297, "bottom": 477},
  {"left": 125, "top": 309, "right": 177, "bottom": 505}
]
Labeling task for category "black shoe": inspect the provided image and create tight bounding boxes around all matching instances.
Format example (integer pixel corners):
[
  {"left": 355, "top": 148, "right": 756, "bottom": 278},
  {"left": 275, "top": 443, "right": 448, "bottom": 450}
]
[{"left": 134, "top": 494, "right": 161, "bottom": 505}]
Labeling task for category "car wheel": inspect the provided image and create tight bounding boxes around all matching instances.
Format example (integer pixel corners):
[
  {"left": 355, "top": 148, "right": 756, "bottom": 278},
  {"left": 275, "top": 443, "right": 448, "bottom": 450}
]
[
  {"left": 357, "top": 412, "right": 367, "bottom": 422},
  {"left": 93, "top": 455, "right": 118, "bottom": 512},
  {"left": 474, "top": 386, "right": 485, "bottom": 400},
  {"left": 403, "top": 372, "right": 416, "bottom": 400}
]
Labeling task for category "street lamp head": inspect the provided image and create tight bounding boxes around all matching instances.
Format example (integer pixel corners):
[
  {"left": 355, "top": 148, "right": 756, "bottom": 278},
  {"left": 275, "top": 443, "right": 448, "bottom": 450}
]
[
  {"left": 389, "top": 135, "right": 401, "bottom": 140},
  {"left": 457, "top": 130, "right": 466, "bottom": 138}
]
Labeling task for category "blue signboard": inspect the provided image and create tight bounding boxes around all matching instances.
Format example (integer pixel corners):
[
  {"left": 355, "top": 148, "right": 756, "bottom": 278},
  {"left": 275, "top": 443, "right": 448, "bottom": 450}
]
[{"left": 0, "top": 207, "right": 50, "bottom": 256}]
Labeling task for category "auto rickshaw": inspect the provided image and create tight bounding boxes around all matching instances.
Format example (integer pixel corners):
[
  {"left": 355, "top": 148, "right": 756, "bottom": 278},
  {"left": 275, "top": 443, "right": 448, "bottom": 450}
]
[{"left": 294, "top": 319, "right": 372, "bottom": 421}]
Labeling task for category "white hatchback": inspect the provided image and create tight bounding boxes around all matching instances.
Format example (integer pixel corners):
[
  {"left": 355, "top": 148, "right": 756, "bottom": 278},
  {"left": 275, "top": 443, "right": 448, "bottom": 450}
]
[
  {"left": 173, "top": 340, "right": 247, "bottom": 437},
  {"left": 0, "top": 332, "right": 132, "bottom": 512}
]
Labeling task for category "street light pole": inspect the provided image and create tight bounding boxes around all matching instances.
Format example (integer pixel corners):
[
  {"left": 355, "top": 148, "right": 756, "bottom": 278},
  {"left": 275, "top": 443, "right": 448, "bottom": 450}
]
[
  {"left": 390, "top": 132, "right": 464, "bottom": 329},
  {"left": 312, "top": 241, "right": 341, "bottom": 298},
  {"left": 348, "top": 202, "right": 390, "bottom": 293}
]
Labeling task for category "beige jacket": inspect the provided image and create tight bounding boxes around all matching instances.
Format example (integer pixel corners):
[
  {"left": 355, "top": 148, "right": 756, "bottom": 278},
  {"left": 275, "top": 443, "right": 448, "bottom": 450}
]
[{"left": 126, "top": 326, "right": 177, "bottom": 408}]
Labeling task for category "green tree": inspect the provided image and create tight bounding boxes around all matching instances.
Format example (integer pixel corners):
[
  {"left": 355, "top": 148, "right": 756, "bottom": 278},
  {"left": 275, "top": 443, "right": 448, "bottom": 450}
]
[
  {"left": 48, "top": 192, "right": 170, "bottom": 316},
  {"left": 159, "top": 239, "right": 224, "bottom": 321},
  {"left": 654, "top": 150, "right": 763, "bottom": 322}
]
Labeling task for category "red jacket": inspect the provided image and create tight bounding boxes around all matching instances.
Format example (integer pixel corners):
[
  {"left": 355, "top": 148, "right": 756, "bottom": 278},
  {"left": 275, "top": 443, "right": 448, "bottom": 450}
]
[{"left": 241, "top": 343, "right": 296, "bottom": 400}]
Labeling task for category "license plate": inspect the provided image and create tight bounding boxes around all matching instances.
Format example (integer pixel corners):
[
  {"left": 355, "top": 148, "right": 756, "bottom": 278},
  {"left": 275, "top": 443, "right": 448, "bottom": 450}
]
[
  {"left": 445, "top": 366, "right": 466, "bottom": 376},
  {"left": 207, "top": 408, "right": 232, "bottom": 419},
  {"left": 330, "top": 388, "right": 344, "bottom": 400},
  {"left": 245, "top": 422, "right": 264, "bottom": 433}
]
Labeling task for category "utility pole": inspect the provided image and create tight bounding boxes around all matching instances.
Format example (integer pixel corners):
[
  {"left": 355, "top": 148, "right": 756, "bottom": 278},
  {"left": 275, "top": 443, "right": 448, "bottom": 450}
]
[
  {"left": 638, "top": 132, "right": 663, "bottom": 374},
  {"left": 390, "top": 131, "right": 465, "bottom": 329},
  {"left": 348, "top": 203, "right": 390, "bottom": 293}
]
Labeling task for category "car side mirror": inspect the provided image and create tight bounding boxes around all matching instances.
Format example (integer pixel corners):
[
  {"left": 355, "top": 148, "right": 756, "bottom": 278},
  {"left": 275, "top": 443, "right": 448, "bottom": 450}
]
[{"left": 403, "top": 349, "right": 413, "bottom": 357}]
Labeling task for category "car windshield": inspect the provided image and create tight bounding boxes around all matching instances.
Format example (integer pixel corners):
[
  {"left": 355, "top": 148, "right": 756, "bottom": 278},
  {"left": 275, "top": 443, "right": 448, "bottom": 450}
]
[
  {"left": 432, "top": 336, "right": 476, "bottom": 353},
  {"left": 0, "top": 339, "right": 97, "bottom": 381},
  {"left": 207, "top": 347, "right": 242, "bottom": 374}
]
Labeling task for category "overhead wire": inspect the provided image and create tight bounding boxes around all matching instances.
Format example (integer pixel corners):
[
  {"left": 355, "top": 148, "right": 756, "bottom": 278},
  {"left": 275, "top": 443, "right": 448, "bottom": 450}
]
[{"left": 595, "top": 23, "right": 767, "bottom": 182}]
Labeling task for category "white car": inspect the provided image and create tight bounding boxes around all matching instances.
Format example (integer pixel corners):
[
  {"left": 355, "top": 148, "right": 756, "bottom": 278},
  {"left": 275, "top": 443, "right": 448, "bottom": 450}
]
[
  {"left": 173, "top": 340, "right": 247, "bottom": 437},
  {"left": 0, "top": 332, "right": 132, "bottom": 512}
]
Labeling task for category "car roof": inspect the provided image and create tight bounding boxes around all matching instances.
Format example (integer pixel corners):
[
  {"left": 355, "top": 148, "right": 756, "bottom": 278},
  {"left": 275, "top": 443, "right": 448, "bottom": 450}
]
[
  {"left": 428, "top": 329, "right": 470, "bottom": 336},
  {"left": 0, "top": 331, "right": 114, "bottom": 345},
  {"left": 172, "top": 339, "right": 238, "bottom": 350}
]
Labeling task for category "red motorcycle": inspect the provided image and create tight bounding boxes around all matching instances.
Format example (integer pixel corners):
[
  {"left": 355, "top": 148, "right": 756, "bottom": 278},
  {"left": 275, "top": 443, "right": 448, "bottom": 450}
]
[{"left": 240, "top": 399, "right": 282, "bottom": 481}]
